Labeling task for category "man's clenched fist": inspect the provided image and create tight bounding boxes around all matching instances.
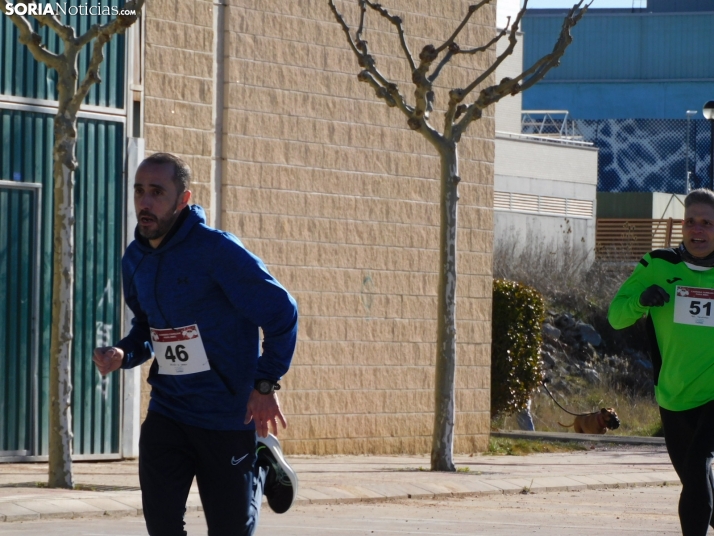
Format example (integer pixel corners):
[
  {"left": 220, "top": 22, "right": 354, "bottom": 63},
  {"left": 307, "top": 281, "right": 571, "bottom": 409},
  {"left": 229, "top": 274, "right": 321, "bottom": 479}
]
[
  {"left": 639, "top": 285, "right": 670, "bottom": 307},
  {"left": 92, "top": 346, "right": 124, "bottom": 376}
]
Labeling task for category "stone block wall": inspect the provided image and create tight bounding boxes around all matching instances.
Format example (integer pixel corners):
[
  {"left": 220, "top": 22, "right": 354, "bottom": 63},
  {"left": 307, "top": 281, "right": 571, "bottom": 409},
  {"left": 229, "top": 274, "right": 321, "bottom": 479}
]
[{"left": 143, "top": 0, "right": 495, "bottom": 455}]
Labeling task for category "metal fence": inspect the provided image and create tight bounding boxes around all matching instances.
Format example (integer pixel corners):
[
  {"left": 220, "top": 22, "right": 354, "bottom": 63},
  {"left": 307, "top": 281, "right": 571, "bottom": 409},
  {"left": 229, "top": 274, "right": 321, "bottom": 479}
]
[
  {"left": 574, "top": 119, "right": 712, "bottom": 194},
  {"left": 596, "top": 218, "right": 684, "bottom": 262}
]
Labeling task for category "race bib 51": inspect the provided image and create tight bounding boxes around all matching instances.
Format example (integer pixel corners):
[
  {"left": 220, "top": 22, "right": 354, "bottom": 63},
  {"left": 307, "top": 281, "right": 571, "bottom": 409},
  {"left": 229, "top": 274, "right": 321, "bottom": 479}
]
[
  {"left": 150, "top": 324, "right": 211, "bottom": 375},
  {"left": 673, "top": 286, "right": 714, "bottom": 327}
]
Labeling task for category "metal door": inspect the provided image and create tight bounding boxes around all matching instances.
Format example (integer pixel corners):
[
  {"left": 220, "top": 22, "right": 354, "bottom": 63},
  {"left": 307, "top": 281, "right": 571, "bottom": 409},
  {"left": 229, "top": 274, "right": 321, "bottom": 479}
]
[
  {"left": 0, "top": 110, "right": 124, "bottom": 460},
  {"left": 0, "top": 181, "right": 41, "bottom": 457}
]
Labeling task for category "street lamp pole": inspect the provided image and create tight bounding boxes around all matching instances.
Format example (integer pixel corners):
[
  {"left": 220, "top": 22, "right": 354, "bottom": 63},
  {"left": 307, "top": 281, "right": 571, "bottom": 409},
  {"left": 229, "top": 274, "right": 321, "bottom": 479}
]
[
  {"left": 703, "top": 101, "right": 714, "bottom": 190},
  {"left": 686, "top": 110, "right": 697, "bottom": 193}
]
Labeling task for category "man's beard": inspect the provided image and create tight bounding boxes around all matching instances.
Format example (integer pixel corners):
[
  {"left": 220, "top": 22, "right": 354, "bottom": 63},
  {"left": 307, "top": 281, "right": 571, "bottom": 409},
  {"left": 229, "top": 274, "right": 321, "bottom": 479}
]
[{"left": 138, "top": 200, "right": 180, "bottom": 241}]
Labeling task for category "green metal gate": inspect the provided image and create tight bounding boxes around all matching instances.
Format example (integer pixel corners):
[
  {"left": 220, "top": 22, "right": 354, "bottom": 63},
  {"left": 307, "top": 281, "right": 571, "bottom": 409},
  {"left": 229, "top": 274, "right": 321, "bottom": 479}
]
[
  {"left": 0, "top": 181, "right": 41, "bottom": 457},
  {"left": 0, "top": 0, "right": 128, "bottom": 460},
  {"left": 0, "top": 109, "right": 124, "bottom": 459}
]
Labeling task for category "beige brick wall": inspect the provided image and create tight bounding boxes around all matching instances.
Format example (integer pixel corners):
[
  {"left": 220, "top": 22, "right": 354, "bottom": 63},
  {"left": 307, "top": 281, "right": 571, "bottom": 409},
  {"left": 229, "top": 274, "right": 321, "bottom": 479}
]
[{"left": 144, "top": 0, "right": 495, "bottom": 455}]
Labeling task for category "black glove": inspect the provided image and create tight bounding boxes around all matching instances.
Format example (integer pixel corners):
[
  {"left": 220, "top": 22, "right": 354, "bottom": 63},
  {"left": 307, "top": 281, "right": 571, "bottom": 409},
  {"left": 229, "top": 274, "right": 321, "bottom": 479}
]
[{"left": 639, "top": 285, "right": 670, "bottom": 307}]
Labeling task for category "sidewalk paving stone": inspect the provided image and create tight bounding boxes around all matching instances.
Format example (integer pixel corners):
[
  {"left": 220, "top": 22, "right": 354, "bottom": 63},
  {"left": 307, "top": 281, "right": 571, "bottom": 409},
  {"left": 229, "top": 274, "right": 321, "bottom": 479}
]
[
  {"left": 579, "top": 474, "right": 631, "bottom": 487},
  {"left": 309, "top": 486, "right": 362, "bottom": 501},
  {"left": 0, "top": 502, "right": 41, "bottom": 522},
  {"left": 568, "top": 475, "right": 613, "bottom": 488},
  {"left": 11, "top": 499, "right": 75, "bottom": 519},
  {"left": 185, "top": 493, "right": 203, "bottom": 512},
  {"left": 107, "top": 494, "right": 143, "bottom": 513},
  {"left": 614, "top": 472, "right": 661, "bottom": 484},
  {"left": 361, "top": 482, "right": 435, "bottom": 500},
  {"left": 477, "top": 478, "right": 526, "bottom": 494},
  {"left": 531, "top": 476, "right": 589, "bottom": 492},
  {"left": 497, "top": 477, "right": 554, "bottom": 492},
  {"left": 435, "top": 479, "right": 504, "bottom": 497},
  {"left": 43, "top": 499, "right": 104, "bottom": 518},
  {"left": 294, "top": 488, "right": 334, "bottom": 502},
  {"left": 336, "top": 485, "right": 388, "bottom": 500},
  {"left": 409, "top": 481, "right": 457, "bottom": 496},
  {"left": 80, "top": 497, "right": 138, "bottom": 516},
  {"left": 621, "top": 471, "right": 679, "bottom": 485},
  {"left": 0, "top": 447, "right": 680, "bottom": 522}
]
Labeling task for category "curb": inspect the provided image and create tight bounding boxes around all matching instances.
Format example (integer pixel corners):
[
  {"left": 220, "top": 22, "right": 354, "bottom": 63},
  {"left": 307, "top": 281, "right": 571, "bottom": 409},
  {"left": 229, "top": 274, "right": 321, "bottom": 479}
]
[
  {"left": 491, "top": 430, "right": 666, "bottom": 445},
  {"left": 0, "top": 474, "right": 681, "bottom": 522}
]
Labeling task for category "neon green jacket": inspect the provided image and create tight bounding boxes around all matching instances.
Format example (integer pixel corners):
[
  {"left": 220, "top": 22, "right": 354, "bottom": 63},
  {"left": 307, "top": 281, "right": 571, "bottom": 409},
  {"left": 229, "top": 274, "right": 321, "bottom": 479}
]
[{"left": 609, "top": 248, "right": 714, "bottom": 411}]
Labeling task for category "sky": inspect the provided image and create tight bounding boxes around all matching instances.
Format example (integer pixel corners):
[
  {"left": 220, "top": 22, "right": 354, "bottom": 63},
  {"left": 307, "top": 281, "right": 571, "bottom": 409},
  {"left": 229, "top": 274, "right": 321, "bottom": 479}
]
[{"left": 522, "top": 0, "right": 646, "bottom": 7}]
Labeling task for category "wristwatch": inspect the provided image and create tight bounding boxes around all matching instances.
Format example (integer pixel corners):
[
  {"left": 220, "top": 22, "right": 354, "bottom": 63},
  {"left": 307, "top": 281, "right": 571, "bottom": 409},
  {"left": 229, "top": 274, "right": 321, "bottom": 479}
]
[{"left": 254, "top": 379, "right": 281, "bottom": 395}]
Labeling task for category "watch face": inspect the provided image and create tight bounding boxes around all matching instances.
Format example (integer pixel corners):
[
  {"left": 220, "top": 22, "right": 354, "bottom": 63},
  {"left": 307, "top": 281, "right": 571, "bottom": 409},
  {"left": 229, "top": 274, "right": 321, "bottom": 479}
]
[{"left": 257, "top": 380, "right": 272, "bottom": 394}]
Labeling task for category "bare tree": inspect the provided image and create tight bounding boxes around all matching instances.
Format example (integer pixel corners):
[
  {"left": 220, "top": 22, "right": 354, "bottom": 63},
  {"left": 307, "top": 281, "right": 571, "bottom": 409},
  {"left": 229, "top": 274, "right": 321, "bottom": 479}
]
[
  {"left": 328, "top": 0, "right": 590, "bottom": 471},
  {"left": 4, "top": 0, "right": 145, "bottom": 488}
]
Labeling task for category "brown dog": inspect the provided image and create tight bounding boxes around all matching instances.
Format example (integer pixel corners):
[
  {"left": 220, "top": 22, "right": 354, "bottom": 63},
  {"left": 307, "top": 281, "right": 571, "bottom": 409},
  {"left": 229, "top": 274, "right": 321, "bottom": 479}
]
[{"left": 558, "top": 408, "right": 620, "bottom": 434}]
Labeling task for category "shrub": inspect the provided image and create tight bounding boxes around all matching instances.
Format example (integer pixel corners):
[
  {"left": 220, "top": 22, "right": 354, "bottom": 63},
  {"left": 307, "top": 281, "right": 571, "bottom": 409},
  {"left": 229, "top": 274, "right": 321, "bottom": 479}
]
[{"left": 491, "top": 279, "right": 545, "bottom": 417}]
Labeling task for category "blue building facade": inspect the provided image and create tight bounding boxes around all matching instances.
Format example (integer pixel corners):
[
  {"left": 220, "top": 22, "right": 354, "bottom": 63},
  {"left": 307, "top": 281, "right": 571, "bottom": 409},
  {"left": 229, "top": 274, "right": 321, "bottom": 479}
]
[
  {"left": 522, "top": 2, "right": 714, "bottom": 120},
  {"left": 522, "top": 1, "right": 714, "bottom": 192}
]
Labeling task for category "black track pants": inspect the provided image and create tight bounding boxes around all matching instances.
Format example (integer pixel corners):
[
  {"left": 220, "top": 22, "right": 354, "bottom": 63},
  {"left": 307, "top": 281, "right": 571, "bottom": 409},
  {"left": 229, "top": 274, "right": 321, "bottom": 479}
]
[
  {"left": 139, "top": 410, "right": 266, "bottom": 536},
  {"left": 660, "top": 401, "right": 714, "bottom": 536}
]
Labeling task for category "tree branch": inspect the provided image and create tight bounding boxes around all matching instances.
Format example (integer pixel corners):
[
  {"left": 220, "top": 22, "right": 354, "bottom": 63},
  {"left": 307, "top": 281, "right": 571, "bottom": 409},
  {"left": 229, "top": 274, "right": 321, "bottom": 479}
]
[
  {"left": 24, "top": 0, "right": 76, "bottom": 42},
  {"left": 364, "top": 0, "right": 416, "bottom": 72},
  {"left": 453, "top": 0, "right": 590, "bottom": 140},
  {"left": 355, "top": 0, "right": 367, "bottom": 44},
  {"left": 4, "top": 3, "right": 62, "bottom": 69},
  {"left": 75, "top": 0, "right": 145, "bottom": 48},
  {"left": 328, "top": 0, "right": 413, "bottom": 119},
  {"left": 429, "top": 20, "right": 509, "bottom": 85},
  {"left": 358, "top": 70, "right": 396, "bottom": 107},
  {"left": 452, "top": 103, "right": 481, "bottom": 140},
  {"left": 434, "top": 0, "right": 492, "bottom": 54},
  {"left": 459, "top": 23, "right": 509, "bottom": 55},
  {"left": 75, "top": 23, "right": 103, "bottom": 48},
  {"left": 516, "top": 3, "right": 589, "bottom": 92},
  {"left": 328, "top": 0, "right": 368, "bottom": 59},
  {"left": 457, "top": 0, "right": 531, "bottom": 102},
  {"left": 428, "top": 51, "right": 453, "bottom": 84},
  {"left": 68, "top": 0, "right": 145, "bottom": 114},
  {"left": 68, "top": 35, "right": 105, "bottom": 114}
]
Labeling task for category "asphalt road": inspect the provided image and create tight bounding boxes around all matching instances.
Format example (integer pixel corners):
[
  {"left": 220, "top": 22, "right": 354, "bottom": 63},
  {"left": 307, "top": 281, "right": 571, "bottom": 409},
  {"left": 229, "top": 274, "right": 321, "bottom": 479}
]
[{"left": 0, "top": 484, "right": 692, "bottom": 535}]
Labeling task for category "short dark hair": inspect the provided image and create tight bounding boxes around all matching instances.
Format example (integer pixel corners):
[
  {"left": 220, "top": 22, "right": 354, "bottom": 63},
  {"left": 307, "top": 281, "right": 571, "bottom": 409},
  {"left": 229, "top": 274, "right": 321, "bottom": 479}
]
[
  {"left": 685, "top": 188, "right": 714, "bottom": 211},
  {"left": 140, "top": 153, "right": 191, "bottom": 194}
]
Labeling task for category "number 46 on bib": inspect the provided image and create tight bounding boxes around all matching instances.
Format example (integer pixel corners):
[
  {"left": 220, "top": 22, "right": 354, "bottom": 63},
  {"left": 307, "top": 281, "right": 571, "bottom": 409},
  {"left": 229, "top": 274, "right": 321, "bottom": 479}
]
[{"left": 150, "top": 324, "right": 211, "bottom": 375}]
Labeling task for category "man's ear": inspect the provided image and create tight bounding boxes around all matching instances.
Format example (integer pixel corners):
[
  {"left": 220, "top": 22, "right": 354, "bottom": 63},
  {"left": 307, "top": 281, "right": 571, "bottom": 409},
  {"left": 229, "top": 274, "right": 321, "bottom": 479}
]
[{"left": 178, "top": 189, "right": 192, "bottom": 210}]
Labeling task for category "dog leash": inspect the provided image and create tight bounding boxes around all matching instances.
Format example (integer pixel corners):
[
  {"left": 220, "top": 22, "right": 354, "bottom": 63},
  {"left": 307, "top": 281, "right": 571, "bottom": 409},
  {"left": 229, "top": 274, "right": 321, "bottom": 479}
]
[{"left": 540, "top": 380, "right": 592, "bottom": 417}]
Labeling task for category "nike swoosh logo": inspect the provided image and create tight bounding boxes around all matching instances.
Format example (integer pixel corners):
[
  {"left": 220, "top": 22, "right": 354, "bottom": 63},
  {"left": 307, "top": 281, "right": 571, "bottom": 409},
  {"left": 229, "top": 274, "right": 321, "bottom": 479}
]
[
  {"left": 667, "top": 277, "right": 682, "bottom": 284},
  {"left": 231, "top": 453, "right": 249, "bottom": 466}
]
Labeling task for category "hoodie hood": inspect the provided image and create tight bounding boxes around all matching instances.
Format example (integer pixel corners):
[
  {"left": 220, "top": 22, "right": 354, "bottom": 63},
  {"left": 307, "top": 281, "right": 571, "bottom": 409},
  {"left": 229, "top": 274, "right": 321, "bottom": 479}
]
[{"left": 133, "top": 205, "right": 206, "bottom": 254}]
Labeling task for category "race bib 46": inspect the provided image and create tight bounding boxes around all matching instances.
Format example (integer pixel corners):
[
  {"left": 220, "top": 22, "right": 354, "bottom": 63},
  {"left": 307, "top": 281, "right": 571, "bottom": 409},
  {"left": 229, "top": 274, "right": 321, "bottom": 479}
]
[
  {"left": 674, "top": 286, "right": 714, "bottom": 327},
  {"left": 150, "top": 324, "right": 211, "bottom": 375}
]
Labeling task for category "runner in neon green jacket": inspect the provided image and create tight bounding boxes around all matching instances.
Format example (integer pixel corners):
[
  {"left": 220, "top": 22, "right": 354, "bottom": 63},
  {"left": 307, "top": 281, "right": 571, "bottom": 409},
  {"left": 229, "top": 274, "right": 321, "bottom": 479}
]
[
  {"left": 608, "top": 189, "right": 714, "bottom": 536},
  {"left": 609, "top": 247, "right": 714, "bottom": 411}
]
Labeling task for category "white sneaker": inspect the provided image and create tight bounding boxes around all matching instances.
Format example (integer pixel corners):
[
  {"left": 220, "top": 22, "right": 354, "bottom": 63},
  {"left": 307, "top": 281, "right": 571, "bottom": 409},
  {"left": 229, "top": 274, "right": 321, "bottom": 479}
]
[{"left": 256, "top": 434, "right": 298, "bottom": 513}]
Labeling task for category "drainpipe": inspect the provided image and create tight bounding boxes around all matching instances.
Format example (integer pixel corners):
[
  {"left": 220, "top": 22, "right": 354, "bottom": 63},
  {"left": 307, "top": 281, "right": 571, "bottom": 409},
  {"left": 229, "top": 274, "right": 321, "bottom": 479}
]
[{"left": 211, "top": 0, "right": 227, "bottom": 230}]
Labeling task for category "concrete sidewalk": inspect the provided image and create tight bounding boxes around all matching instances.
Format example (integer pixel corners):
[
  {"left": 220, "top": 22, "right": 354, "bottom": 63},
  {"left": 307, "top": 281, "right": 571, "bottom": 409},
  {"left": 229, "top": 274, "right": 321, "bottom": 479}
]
[{"left": 0, "top": 443, "right": 678, "bottom": 523}]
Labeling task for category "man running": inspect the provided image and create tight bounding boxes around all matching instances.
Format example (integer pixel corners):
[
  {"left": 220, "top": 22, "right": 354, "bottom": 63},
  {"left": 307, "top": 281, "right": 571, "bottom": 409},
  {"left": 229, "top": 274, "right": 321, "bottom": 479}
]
[
  {"left": 609, "top": 188, "right": 714, "bottom": 536},
  {"left": 93, "top": 153, "right": 298, "bottom": 536}
]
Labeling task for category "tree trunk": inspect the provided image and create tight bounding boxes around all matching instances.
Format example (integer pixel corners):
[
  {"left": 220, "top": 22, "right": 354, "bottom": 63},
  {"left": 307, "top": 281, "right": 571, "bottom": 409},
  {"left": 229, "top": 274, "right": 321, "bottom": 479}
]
[
  {"left": 431, "top": 141, "right": 459, "bottom": 472},
  {"left": 48, "top": 113, "right": 76, "bottom": 489}
]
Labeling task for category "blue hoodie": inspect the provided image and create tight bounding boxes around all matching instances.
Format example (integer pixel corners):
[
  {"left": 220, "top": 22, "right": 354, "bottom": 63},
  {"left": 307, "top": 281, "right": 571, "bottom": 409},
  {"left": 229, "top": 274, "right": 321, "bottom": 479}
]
[{"left": 117, "top": 205, "right": 298, "bottom": 431}]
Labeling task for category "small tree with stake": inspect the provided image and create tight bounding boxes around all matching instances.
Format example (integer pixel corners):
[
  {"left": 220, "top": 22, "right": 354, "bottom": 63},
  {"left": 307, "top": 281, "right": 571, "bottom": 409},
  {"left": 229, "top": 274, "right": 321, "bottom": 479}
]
[
  {"left": 328, "top": 0, "right": 590, "bottom": 471},
  {"left": 4, "top": 0, "right": 145, "bottom": 488}
]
